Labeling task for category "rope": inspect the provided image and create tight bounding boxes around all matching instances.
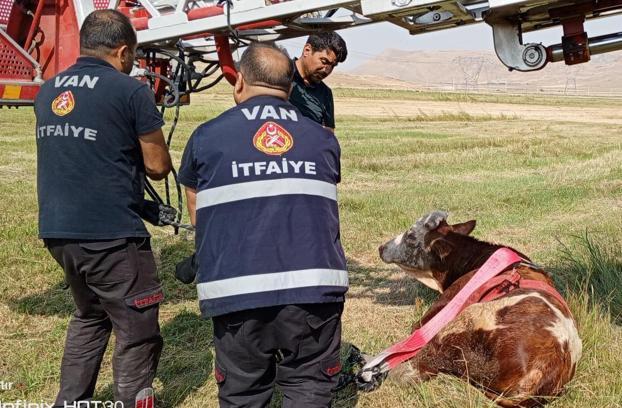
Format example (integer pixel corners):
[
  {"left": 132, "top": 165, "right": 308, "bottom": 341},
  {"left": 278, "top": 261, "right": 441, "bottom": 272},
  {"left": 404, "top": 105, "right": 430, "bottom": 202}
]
[
  {"left": 218, "top": 0, "right": 239, "bottom": 43},
  {"left": 138, "top": 36, "right": 234, "bottom": 233},
  {"left": 140, "top": 54, "right": 188, "bottom": 233}
]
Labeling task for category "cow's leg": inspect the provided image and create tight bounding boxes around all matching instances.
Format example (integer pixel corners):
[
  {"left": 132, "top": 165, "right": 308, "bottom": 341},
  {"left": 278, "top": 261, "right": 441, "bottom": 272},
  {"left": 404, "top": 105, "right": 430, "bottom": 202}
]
[{"left": 396, "top": 333, "right": 504, "bottom": 392}]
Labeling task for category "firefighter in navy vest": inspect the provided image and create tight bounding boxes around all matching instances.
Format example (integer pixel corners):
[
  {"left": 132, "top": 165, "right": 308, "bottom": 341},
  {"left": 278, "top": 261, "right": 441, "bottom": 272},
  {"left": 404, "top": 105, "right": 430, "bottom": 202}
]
[
  {"left": 34, "top": 10, "right": 171, "bottom": 408},
  {"left": 178, "top": 43, "right": 349, "bottom": 407}
]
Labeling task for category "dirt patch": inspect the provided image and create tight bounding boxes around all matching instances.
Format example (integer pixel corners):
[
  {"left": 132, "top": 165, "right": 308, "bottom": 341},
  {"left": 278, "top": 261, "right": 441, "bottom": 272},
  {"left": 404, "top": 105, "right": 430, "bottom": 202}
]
[{"left": 335, "top": 97, "right": 622, "bottom": 124}]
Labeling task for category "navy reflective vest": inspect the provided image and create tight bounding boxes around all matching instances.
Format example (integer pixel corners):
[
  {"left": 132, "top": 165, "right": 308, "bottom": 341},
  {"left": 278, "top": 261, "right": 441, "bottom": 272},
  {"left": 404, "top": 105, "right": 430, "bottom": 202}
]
[{"left": 178, "top": 95, "right": 348, "bottom": 317}]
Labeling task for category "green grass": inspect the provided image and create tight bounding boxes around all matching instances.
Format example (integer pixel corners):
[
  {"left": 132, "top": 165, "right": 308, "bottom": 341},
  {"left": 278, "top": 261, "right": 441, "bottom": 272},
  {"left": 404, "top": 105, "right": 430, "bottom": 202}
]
[
  {"left": 555, "top": 234, "right": 622, "bottom": 324},
  {"left": 0, "top": 88, "right": 621, "bottom": 407}
]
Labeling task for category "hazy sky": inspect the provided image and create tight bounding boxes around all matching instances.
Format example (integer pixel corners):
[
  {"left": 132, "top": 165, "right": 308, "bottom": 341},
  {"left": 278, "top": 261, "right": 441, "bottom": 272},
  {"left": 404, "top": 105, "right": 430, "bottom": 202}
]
[{"left": 280, "top": 14, "right": 622, "bottom": 71}]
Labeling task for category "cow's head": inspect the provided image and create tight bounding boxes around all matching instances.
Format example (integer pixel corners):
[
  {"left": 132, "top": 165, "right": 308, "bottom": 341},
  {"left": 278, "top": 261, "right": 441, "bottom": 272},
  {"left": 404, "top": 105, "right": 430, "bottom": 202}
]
[{"left": 378, "top": 211, "right": 476, "bottom": 292}]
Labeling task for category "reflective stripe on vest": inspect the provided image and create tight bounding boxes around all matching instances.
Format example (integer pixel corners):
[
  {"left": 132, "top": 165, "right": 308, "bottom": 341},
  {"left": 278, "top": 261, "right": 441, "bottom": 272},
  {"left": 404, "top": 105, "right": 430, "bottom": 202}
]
[
  {"left": 197, "top": 268, "right": 348, "bottom": 300},
  {"left": 197, "top": 178, "right": 337, "bottom": 209}
]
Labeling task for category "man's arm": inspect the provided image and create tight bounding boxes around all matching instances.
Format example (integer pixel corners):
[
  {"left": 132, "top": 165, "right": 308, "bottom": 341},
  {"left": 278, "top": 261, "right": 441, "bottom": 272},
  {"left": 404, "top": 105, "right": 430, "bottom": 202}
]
[
  {"left": 325, "top": 87, "right": 336, "bottom": 131},
  {"left": 139, "top": 129, "right": 172, "bottom": 180},
  {"left": 185, "top": 187, "right": 197, "bottom": 226}
]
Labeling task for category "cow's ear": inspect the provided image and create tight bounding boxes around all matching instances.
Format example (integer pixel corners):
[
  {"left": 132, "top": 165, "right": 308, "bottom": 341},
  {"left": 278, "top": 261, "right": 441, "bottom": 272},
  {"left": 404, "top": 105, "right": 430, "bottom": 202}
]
[
  {"left": 435, "top": 220, "right": 451, "bottom": 235},
  {"left": 451, "top": 220, "right": 476, "bottom": 236}
]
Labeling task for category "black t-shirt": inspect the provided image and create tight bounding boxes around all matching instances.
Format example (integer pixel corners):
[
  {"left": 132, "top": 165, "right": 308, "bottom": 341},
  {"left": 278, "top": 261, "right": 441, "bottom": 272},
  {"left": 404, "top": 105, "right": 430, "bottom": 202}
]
[
  {"left": 34, "top": 57, "right": 164, "bottom": 239},
  {"left": 289, "top": 59, "right": 335, "bottom": 129}
]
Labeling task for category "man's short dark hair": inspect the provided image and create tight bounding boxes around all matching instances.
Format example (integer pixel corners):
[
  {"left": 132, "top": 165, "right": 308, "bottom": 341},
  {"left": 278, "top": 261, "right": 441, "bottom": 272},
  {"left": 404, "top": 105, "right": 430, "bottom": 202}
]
[
  {"left": 80, "top": 9, "right": 137, "bottom": 56},
  {"left": 239, "top": 42, "right": 293, "bottom": 92},
  {"left": 306, "top": 32, "right": 347, "bottom": 63}
]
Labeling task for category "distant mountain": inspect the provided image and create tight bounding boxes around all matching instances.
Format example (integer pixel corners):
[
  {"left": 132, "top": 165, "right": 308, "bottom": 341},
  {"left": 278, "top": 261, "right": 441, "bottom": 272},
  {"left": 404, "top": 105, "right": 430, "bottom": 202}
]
[{"left": 332, "top": 49, "right": 622, "bottom": 95}]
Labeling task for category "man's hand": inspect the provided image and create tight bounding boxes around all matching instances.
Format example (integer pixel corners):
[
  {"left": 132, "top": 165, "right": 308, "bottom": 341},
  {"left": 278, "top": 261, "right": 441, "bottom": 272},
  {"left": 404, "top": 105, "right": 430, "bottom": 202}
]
[
  {"left": 175, "top": 252, "right": 198, "bottom": 284},
  {"left": 139, "top": 129, "right": 172, "bottom": 180}
]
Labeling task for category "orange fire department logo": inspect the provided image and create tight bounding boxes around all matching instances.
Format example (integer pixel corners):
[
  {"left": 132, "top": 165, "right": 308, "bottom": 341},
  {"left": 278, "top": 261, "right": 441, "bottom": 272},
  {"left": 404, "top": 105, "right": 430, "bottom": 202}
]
[
  {"left": 51, "top": 90, "right": 75, "bottom": 117},
  {"left": 252, "top": 121, "right": 294, "bottom": 156}
]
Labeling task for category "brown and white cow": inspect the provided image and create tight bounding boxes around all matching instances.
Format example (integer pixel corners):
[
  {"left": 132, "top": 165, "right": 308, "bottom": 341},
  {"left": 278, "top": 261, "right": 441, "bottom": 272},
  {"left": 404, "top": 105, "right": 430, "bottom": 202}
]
[{"left": 378, "top": 211, "right": 581, "bottom": 407}]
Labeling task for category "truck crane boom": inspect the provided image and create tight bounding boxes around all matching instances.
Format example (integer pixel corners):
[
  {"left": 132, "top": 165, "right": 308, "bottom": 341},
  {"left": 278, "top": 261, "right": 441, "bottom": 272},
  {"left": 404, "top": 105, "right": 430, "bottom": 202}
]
[{"left": 2, "top": 0, "right": 622, "bottom": 107}]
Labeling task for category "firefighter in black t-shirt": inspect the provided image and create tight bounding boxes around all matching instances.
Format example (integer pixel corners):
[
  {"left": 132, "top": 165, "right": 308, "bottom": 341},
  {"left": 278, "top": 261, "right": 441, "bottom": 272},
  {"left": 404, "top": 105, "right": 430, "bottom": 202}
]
[
  {"left": 289, "top": 32, "right": 348, "bottom": 131},
  {"left": 34, "top": 10, "right": 171, "bottom": 408}
]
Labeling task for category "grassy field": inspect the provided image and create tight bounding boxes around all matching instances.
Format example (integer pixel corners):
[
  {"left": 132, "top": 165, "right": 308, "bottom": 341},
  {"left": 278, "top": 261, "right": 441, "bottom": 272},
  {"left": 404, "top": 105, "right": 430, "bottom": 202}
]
[
  {"left": 1, "top": 86, "right": 621, "bottom": 407},
  {"left": 331, "top": 87, "right": 622, "bottom": 108}
]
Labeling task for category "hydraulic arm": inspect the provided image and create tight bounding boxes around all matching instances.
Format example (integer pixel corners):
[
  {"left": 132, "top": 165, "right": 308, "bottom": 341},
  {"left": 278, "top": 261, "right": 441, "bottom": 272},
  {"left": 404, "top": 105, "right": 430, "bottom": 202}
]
[{"left": 2, "top": 0, "right": 622, "bottom": 106}]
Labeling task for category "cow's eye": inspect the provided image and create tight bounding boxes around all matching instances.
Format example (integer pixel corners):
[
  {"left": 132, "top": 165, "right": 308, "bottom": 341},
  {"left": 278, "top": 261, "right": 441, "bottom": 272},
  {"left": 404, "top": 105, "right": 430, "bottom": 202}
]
[{"left": 405, "top": 230, "right": 418, "bottom": 241}]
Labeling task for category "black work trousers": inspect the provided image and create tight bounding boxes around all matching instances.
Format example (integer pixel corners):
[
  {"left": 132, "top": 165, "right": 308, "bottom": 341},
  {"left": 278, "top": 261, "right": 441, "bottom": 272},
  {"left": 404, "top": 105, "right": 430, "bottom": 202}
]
[
  {"left": 45, "top": 238, "right": 163, "bottom": 408},
  {"left": 212, "top": 302, "right": 344, "bottom": 408}
]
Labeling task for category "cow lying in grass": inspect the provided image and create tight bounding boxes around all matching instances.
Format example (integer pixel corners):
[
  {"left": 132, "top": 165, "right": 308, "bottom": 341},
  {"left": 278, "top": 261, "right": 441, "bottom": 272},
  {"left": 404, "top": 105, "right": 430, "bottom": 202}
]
[{"left": 377, "top": 211, "right": 581, "bottom": 407}]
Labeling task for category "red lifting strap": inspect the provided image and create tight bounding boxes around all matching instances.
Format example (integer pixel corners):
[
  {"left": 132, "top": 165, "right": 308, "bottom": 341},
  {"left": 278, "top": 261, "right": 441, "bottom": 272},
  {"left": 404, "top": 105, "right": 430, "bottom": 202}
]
[
  {"left": 215, "top": 35, "right": 237, "bottom": 86},
  {"left": 358, "top": 248, "right": 524, "bottom": 382},
  {"left": 478, "top": 272, "right": 572, "bottom": 316}
]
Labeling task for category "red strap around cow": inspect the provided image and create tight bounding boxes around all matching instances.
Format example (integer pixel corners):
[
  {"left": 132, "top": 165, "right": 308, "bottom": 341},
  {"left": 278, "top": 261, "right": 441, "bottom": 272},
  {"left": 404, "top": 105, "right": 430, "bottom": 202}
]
[
  {"left": 475, "top": 270, "right": 572, "bottom": 316},
  {"left": 501, "top": 277, "right": 572, "bottom": 316},
  {"left": 357, "top": 248, "right": 524, "bottom": 384}
]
